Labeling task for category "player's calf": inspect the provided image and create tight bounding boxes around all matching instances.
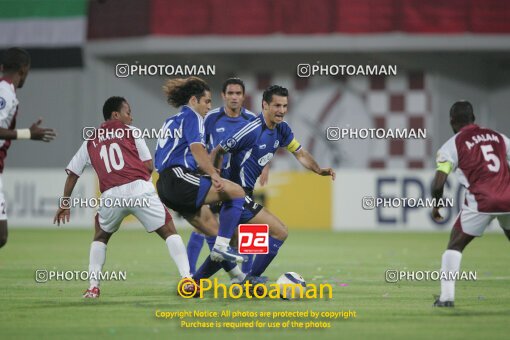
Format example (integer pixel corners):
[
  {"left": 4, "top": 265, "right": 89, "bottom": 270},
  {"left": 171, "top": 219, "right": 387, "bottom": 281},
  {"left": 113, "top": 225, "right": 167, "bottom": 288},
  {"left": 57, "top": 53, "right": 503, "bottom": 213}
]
[{"left": 245, "top": 207, "right": 287, "bottom": 276}]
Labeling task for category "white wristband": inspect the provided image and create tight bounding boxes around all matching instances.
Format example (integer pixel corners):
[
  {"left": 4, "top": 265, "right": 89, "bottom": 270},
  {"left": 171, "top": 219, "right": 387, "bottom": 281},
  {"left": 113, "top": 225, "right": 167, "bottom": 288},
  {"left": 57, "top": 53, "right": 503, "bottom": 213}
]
[{"left": 16, "top": 129, "right": 31, "bottom": 140}]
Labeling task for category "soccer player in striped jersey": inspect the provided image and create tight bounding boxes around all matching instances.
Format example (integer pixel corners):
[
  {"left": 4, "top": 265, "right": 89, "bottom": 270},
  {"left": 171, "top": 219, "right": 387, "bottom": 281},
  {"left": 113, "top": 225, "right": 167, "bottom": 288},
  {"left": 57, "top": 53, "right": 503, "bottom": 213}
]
[
  {"left": 187, "top": 78, "right": 268, "bottom": 275},
  {"left": 154, "top": 77, "right": 247, "bottom": 264},
  {"left": 193, "top": 85, "right": 335, "bottom": 286}
]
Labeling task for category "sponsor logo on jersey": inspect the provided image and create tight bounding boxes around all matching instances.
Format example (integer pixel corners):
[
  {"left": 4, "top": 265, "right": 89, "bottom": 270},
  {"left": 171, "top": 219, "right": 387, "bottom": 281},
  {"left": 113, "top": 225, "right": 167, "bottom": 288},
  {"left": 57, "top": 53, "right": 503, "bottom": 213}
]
[
  {"left": 274, "top": 140, "right": 280, "bottom": 148},
  {"left": 0, "top": 97, "right": 6, "bottom": 110},
  {"left": 216, "top": 127, "right": 225, "bottom": 133},
  {"left": 259, "top": 144, "right": 266, "bottom": 149},
  {"left": 258, "top": 153, "right": 274, "bottom": 166}
]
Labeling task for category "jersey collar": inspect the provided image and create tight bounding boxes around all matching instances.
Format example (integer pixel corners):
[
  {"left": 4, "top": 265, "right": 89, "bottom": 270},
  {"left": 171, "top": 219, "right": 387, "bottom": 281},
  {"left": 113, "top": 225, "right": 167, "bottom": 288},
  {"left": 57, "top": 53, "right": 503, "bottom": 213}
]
[
  {"left": 183, "top": 105, "right": 202, "bottom": 118},
  {"left": 259, "top": 112, "right": 275, "bottom": 130}
]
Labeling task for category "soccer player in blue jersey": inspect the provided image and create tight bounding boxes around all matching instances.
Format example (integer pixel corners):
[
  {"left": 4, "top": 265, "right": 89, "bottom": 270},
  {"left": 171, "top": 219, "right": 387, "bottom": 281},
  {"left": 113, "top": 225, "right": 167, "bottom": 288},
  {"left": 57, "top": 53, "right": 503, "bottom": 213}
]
[
  {"left": 186, "top": 78, "right": 268, "bottom": 275},
  {"left": 193, "top": 85, "right": 335, "bottom": 286},
  {"left": 154, "top": 77, "right": 247, "bottom": 264}
]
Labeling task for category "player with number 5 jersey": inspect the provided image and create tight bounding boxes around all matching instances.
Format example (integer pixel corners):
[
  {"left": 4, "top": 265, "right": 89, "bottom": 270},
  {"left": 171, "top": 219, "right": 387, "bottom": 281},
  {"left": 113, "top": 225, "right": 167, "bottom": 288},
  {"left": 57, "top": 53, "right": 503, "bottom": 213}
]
[
  {"left": 53, "top": 96, "right": 195, "bottom": 299},
  {"left": 431, "top": 101, "right": 510, "bottom": 307}
]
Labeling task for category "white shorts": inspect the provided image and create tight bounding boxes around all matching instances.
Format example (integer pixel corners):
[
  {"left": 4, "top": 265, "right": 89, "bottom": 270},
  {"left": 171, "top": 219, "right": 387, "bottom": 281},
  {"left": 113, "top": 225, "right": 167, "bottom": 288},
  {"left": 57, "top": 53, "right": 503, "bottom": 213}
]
[
  {"left": 454, "top": 208, "right": 510, "bottom": 237},
  {"left": 0, "top": 174, "right": 6, "bottom": 220},
  {"left": 97, "top": 180, "right": 171, "bottom": 234}
]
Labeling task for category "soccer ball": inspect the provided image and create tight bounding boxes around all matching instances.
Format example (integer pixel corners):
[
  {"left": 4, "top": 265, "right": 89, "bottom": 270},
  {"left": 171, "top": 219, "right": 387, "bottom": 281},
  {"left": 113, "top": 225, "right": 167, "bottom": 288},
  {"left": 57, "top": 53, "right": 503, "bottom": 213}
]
[{"left": 276, "top": 272, "right": 307, "bottom": 300}]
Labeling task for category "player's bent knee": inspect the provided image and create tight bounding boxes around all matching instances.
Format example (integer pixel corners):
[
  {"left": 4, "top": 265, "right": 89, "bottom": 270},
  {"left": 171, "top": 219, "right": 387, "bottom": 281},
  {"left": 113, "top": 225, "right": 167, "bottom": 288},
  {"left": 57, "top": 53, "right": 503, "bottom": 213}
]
[
  {"left": 270, "top": 224, "right": 288, "bottom": 241},
  {"left": 225, "top": 181, "right": 245, "bottom": 198},
  {"left": 279, "top": 226, "right": 288, "bottom": 241}
]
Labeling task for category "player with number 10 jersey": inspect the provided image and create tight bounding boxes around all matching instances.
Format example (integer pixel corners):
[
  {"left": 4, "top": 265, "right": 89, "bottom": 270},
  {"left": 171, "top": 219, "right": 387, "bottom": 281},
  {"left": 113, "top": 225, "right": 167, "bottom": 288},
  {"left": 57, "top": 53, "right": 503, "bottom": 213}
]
[{"left": 53, "top": 96, "right": 194, "bottom": 298}]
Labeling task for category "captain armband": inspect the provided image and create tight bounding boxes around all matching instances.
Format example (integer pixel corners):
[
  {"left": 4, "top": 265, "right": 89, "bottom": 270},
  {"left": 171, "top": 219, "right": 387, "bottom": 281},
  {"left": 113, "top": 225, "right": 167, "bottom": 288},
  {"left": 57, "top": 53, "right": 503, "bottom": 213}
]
[
  {"left": 286, "top": 138, "right": 302, "bottom": 153},
  {"left": 436, "top": 161, "right": 453, "bottom": 175}
]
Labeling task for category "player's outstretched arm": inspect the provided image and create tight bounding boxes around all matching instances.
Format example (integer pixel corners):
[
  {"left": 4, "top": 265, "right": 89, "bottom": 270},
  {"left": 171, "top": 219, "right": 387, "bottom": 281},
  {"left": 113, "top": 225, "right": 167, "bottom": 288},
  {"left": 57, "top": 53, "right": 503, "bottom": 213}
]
[
  {"left": 293, "top": 148, "right": 336, "bottom": 180},
  {"left": 29, "top": 119, "right": 57, "bottom": 142},
  {"left": 53, "top": 173, "right": 79, "bottom": 226},
  {"left": 190, "top": 143, "right": 224, "bottom": 191},
  {"left": 0, "top": 128, "right": 17, "bottom": 139},
  {"left": 431, "top": 170, "right": 449, "bottom": 222},
  {"left": 0, "top": 119, "right": 56, "bottom": 141}
]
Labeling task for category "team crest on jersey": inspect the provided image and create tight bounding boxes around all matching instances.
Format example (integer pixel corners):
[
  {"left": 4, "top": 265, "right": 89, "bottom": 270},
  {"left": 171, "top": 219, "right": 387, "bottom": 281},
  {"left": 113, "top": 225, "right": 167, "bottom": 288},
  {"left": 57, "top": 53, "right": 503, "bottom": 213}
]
[
  {"left": 258, "top": 153, "right": 274, "bottom": 166},
  {"left": 226, "top": 137, "right": 237, "bottom": 149},
  {"left": 274, "top": 140, "right": 279, "bottom": 148},
  {"left": 0, "top": 97, "right": 6, "bottom": 110},
  {"left": 259, "top": 144, "right": 266, "bottom": 149},
  {"left": 216, "top": 127, "right": 225, "bottom": 133}
]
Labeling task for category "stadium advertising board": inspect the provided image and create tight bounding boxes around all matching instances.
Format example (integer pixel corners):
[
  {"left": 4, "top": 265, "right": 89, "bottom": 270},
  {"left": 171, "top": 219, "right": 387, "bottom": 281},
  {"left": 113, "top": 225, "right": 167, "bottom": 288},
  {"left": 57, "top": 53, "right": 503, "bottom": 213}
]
[{"left": 333, "top": 170, "right": 501, "bottom": 231}]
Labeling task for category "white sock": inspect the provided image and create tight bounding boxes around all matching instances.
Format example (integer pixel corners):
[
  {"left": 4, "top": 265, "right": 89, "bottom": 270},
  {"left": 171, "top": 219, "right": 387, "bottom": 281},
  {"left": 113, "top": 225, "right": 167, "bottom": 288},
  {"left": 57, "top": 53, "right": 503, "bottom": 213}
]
[
  {"left": 213, "top": 236, "right": 230, "bottom": 250},
  {"left": 227, "top": 265, "right": 246, "bottom": 283},
  {"left": 166, "top": 235, "right": 191, "bottom": 278},
  {"left": 439, "top": 249, "right": 462, "bottom": 302},
  {"left": 88, "top": 241, "right": 107, "bottom": 289}
]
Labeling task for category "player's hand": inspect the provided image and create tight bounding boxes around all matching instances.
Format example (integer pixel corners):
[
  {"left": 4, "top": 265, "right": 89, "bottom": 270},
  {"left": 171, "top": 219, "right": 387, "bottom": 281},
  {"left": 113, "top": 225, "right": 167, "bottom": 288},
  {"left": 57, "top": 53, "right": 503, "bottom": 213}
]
[
  {"left": 30, "top": 118, "right": 57, "bottom": 142},
  {"left": 259, "top": 166, "right": 270, "bottom": 186},
  {"left": 211, "top": 173, "right": 224, "bottom": 192},
  {"left": 53, "top": 208, "right": 70, "bottom": 226},
  {"left": 318, "top": 168, "right": 336, "bottom": 180},
  {"left": 432, "top": 207, "right": 443, "bottom": 222}
]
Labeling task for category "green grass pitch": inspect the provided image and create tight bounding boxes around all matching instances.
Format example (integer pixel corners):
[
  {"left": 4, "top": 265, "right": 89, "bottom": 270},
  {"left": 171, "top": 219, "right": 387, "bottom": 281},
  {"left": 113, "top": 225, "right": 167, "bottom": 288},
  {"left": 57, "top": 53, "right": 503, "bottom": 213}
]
[{"left": 1, "top": 228, "right": 509, "bottom": 339}]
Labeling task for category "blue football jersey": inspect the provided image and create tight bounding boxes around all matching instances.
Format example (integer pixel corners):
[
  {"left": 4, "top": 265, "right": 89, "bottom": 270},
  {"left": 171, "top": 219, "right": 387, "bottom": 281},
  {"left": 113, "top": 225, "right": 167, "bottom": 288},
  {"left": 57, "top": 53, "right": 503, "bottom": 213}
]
[
  {"left": 220, "top": 113, "right": 302, "bottom": 190},
  {"left": 155, "top": 105, "right": 205, "bottom": 173},
  {"left": 204, "top": 106, "right": 256, "bottom": 169}
]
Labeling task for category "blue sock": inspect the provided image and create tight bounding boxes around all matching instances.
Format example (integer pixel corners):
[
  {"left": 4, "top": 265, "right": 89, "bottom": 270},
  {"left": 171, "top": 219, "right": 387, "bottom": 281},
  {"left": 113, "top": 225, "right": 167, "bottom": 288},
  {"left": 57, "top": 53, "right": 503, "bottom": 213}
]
[
  {"left": 205, "top": 236, "right": 216, "bottom": 251},
  {"left": 193, "top": 256, "right": 222, "bottom": 281},
  {"left": 206, "top": 236, "right": 236, "bottom": 272},
  {"left": 218, "top": 197, "right": 245, "bottom": 239},
  {"left": 249, "top": 237, "right": 284, "bottom": 277},
  {"left": 242, "top": 254, "right": 254, "bottom": 274},
  {"left": 187, "top": 231, "right": 205, "bottom": 274}
]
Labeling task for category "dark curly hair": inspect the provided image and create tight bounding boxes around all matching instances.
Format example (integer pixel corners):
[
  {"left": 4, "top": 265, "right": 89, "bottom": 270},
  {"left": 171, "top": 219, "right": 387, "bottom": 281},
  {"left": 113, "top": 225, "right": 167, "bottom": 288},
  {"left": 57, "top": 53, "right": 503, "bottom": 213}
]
[
  {"left": 103, "top": 96, "right": 127, "bottom": 121},
  {"left": 162, "top": 77, "right": 211, "bottom": 108},
  {"left": 450, "top": 101, "right": 475, "bottom": 125}
]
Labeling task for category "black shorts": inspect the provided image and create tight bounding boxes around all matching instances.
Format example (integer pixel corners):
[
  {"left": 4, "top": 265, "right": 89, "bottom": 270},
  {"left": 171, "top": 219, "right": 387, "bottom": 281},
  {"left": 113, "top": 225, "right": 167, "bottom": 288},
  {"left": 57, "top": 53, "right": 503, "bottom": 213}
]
[
  {"left": 208, "top": 188, "right": 263, "bottom": 219},
  {"left": 156, "top": 166, "right": 212, "bottom": 216},
  {"left": 240, "top": 195, "right": 264, "bottom": 222}
]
